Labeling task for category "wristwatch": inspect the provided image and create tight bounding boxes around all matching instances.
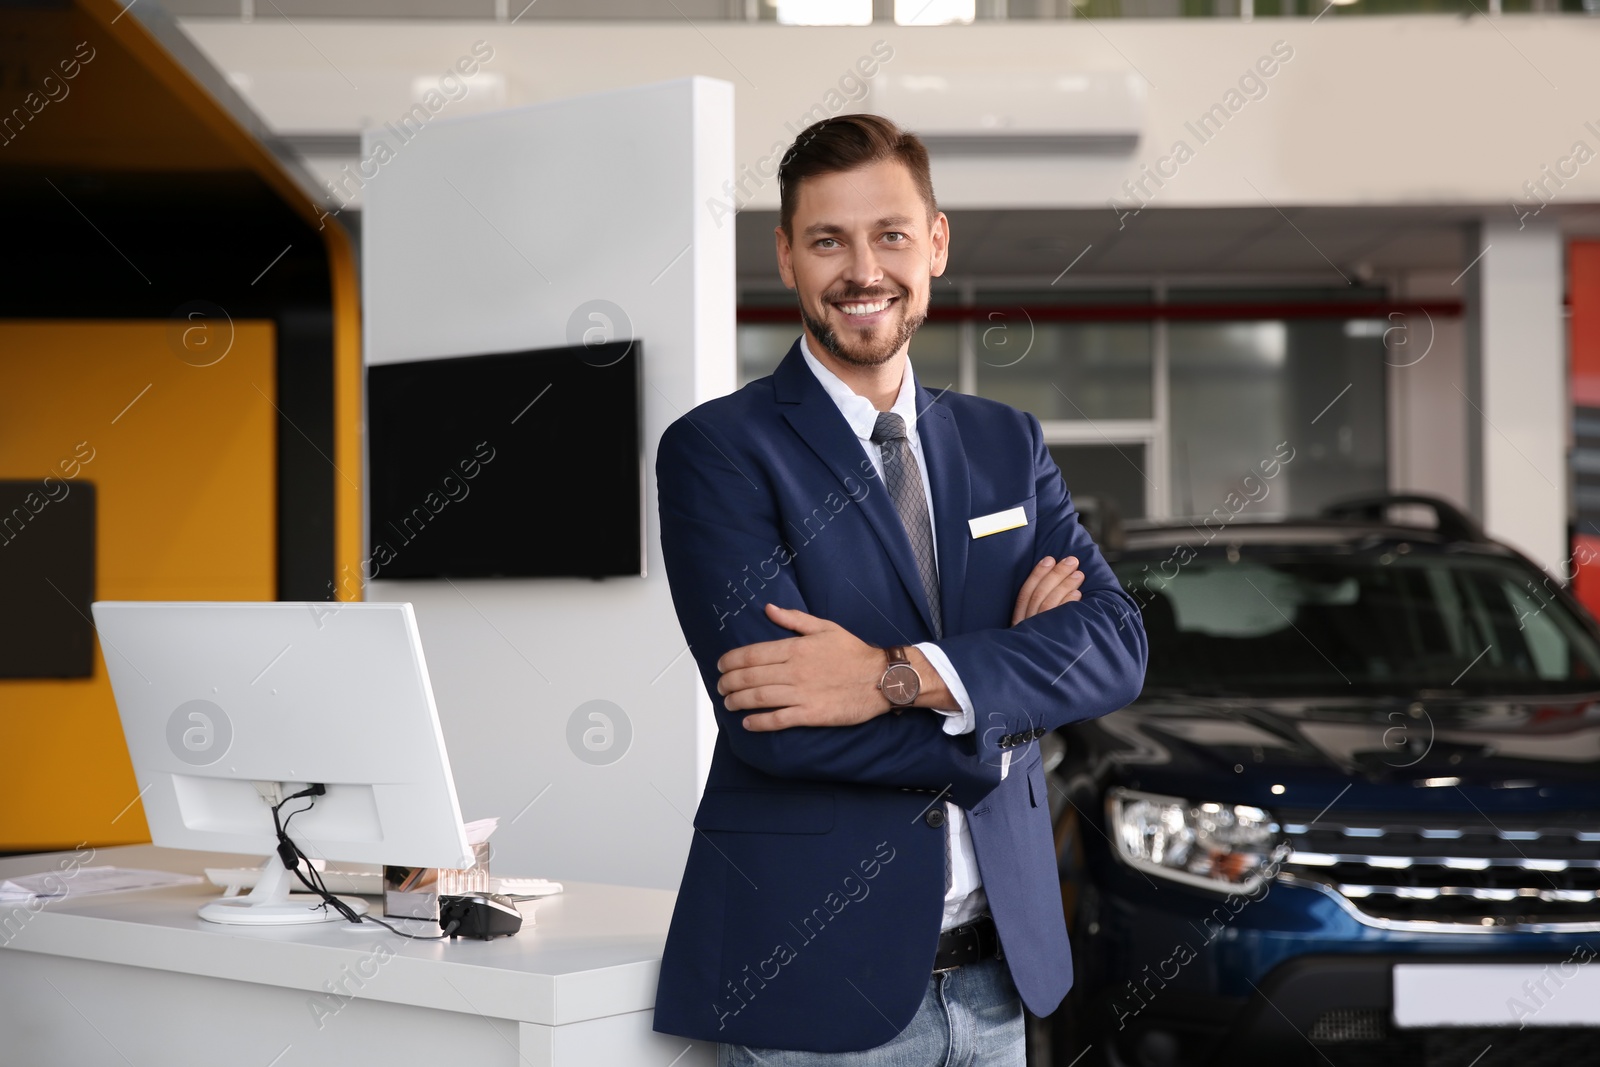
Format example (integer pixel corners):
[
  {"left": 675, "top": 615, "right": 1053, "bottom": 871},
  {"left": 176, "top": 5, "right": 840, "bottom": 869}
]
[{"left": 878, "top": 645, "right": 921, "bottom": 710}]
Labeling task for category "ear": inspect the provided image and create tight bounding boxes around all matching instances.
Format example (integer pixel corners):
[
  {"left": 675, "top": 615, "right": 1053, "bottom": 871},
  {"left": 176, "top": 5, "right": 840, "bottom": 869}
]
[
  {"left": 929, "top": 211, "right": 950, "bottom": 279},
  {"left": 775, "top": 225, "right": 796, "bottom": 289}
]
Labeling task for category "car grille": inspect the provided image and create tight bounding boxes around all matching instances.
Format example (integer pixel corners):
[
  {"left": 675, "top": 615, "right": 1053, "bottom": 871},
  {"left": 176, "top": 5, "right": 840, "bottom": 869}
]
[
  {"left": 1277, "top": 810, "right": 1600, "bottom": 928},
  {"left": 1306, "top": 1010, "right": 1597, "bottom": 1067}
]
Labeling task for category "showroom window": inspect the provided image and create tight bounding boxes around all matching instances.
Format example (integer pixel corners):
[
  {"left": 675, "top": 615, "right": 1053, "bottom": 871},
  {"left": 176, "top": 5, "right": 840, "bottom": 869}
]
[
  {"left": 770, "top": 0, "right": 977, "bottom": 22},
  {"left": 736, "top": 284, "right": 1390, "bottom": 524}
]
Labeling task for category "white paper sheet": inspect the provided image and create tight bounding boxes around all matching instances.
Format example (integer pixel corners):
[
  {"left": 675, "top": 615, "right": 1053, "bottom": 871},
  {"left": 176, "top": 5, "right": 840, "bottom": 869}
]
[{"left": 0, "top": 866, "right": 202, "bottom": 903}]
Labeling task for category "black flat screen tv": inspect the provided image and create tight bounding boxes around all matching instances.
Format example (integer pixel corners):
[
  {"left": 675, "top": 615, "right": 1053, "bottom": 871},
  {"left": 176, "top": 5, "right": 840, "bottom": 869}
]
[{"left": 366, "top": 340, "right": 642, "bottom": 580}]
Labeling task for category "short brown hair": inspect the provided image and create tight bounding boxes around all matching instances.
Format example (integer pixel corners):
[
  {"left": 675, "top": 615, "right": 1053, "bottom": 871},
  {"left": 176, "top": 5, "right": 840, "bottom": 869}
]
[{"left": 778, "top": 114, "right": 937, "bottom": 239}]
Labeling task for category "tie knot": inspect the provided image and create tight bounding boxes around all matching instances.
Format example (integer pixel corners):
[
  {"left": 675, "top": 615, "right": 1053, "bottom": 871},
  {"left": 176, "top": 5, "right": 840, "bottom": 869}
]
[{"left": 871, "top": 411, "right": 907, "bottom": 443}]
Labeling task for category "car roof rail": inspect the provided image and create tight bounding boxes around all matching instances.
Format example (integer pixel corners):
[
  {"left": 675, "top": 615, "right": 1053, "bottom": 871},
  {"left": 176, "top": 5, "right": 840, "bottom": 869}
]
[
  {"left": 1318, "top": 493, "right": 1486, "bottom": 544},
  {"left": 1073, "top": 493, "right": 1126, "bottom": 552}
]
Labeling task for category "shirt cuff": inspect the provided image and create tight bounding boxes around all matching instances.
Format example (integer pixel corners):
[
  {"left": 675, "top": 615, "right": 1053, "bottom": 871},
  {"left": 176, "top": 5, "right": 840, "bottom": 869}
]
[{"left": 913, "top": 642, "right": 974, "bottom": 735}]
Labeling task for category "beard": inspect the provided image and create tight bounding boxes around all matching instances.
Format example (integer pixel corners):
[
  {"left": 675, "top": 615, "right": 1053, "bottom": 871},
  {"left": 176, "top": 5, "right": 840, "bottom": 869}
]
[{"left": 799, "top": 288, "right": 928, "bottom": 368}]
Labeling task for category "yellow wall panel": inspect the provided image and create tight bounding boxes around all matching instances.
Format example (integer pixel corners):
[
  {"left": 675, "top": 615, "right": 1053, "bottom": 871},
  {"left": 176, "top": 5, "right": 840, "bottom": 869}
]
[{"left": 0, "top": 320, "right": 276, "bottom": 850}]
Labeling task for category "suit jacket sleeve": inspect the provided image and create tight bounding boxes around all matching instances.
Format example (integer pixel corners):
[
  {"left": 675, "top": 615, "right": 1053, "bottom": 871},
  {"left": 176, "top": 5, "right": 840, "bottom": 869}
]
[
  {"left": 928, "top": 412, "right": 1148, "bottom": 765},
  {"left": 656, "top": 412, "right": 1003, "bottom": 810}
]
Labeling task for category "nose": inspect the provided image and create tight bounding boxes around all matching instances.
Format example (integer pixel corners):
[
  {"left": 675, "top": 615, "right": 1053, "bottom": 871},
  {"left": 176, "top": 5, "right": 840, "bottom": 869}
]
[{"left": 842, "top": 242, "right": 884, "bottom": 293}]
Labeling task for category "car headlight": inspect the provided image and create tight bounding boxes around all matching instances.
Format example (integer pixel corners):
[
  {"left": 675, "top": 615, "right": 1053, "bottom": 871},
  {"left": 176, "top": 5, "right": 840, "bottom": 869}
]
[{"left": 1107, "top": 787, "right": 1285, "bottom": 894}]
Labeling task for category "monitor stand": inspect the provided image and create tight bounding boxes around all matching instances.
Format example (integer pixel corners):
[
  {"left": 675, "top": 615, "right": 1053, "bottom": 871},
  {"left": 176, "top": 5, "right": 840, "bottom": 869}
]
[{"left": 198, "top": 853, "right": 369, "bottom": 926}]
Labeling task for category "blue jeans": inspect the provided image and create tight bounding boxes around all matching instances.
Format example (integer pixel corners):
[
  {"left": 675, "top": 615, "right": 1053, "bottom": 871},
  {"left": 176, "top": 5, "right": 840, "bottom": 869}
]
[{"left": 717, "top": 957, "right": 1026, "bottom": 1066}]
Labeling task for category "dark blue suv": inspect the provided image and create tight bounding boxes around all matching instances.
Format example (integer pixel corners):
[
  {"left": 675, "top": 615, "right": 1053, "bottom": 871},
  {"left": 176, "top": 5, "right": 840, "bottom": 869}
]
[{"left": 1047, "top": 496, "right": 1600, "bottom": 1067}]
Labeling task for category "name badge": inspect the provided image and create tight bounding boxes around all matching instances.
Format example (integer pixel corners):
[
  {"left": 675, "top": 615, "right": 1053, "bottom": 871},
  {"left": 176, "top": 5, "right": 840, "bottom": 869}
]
[{"left": 968, "top": 506, "right": 1028, "bottom": 540}]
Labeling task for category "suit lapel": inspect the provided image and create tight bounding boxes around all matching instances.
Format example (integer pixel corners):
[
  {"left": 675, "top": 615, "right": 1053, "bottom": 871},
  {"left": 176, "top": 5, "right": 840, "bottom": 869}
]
[
  {"left": 917, "top": 383, "right": 970, "bottom": 636},
  {"left": 774, "top": 341, "right": 939, "bottom": 639}
]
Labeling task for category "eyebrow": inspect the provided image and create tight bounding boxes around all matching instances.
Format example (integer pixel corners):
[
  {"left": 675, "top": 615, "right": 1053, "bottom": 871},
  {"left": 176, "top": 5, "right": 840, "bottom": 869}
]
[{"left": 800, "top": 215, "right": 918, "bottom": 239}]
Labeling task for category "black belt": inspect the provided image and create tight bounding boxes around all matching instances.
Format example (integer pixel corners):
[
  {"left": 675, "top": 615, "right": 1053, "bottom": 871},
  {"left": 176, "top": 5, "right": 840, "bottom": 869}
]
[{"left": 932, "top": 914, "right": 1002, "bottom": 973}]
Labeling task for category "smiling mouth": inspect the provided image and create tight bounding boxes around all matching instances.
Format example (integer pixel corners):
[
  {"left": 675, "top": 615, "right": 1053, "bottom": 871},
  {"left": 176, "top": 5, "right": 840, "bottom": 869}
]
[{"left": 832, "top": 296, "right": 898, "bottom": 318}]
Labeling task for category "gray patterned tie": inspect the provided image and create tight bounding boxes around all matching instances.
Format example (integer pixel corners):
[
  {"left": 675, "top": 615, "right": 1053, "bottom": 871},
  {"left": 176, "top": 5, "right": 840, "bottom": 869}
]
[{"left": 871, "top": 412, "right": 942, "bottom": 639}]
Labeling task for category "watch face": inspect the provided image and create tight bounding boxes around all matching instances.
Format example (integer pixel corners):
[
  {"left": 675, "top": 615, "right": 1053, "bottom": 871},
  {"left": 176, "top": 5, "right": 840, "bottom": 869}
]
[{"left": 882, "top": 662, "right": 920, "bottom": 705}]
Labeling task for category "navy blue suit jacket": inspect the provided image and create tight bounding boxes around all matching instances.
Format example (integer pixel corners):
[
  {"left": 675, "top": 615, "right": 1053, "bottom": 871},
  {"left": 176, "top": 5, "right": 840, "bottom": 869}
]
[{"left": 651, "top": 339, "right": 1147, "bottom": 1052}]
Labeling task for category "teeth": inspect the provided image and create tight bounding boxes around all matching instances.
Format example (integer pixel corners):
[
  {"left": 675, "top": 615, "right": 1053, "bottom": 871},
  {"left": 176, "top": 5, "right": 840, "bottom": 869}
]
[{"left": 838, "top": 299, "right": 891, "bottom": 316}]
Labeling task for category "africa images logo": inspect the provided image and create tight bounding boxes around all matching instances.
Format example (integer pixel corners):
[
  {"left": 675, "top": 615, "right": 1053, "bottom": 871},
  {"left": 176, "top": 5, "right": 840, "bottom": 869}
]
[
  {"left": 166, "top": 699, "right": 233, "bottom": 766},
  {"left": 566, "top": 699, "right": 632, "bottom": 766}
]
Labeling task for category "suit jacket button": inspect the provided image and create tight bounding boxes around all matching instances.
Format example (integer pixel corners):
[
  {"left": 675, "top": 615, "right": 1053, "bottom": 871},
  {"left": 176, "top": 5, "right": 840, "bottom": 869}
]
[{"left": 925, "top": 807, "right": 946, "bottom": 828}]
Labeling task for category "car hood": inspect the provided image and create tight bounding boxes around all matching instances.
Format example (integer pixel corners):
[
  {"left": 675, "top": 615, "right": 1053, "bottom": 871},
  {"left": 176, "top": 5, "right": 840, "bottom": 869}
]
[{"left": 1083, "top": 691, "right": 1600, "bottom": 812}]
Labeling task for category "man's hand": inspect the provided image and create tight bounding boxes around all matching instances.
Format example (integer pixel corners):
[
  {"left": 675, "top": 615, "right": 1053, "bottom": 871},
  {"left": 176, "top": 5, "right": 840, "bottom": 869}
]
[
  {"left": 1012, "top": 555, "right": 1083, "bottom": 625},
  {"left": 717, "top": 603, "right": 889, "bottom": 732}
]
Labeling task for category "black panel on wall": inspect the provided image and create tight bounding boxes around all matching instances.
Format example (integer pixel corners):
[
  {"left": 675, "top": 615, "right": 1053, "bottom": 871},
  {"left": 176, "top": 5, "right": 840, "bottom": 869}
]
[
  {"left": 366, "top": 341, "right": 644, "bottom": 580},
  {"left": 274, "top": 307, "right": 337, "bottom": 599},
  {"left": 0, "top": 480, "right": 95, "bottom": 678}
]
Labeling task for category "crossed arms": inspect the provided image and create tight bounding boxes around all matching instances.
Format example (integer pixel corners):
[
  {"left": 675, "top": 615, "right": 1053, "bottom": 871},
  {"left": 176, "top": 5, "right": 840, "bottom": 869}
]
[{"left": 656, "top": 411, "right": 1147, "bottom": 809}]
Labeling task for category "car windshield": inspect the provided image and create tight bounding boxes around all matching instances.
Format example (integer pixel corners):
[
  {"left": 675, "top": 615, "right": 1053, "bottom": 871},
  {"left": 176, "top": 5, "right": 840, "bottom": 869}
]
[{"left": 1112, "top": 546, "right": 1600, "bottom": 696}]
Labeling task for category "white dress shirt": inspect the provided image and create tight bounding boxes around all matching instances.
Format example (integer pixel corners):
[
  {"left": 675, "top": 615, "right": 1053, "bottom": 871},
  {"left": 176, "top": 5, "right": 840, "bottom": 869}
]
[{"left": 798, "top": 334, "right": 988, "bottom": 931}]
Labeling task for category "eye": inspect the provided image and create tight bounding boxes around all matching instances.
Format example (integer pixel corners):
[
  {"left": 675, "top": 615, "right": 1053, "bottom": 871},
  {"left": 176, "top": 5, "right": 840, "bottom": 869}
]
[
  {"left": 883, "top": 232, "right": 908, "bottom": 243},
  {"left": 815, "top": 237, "right": 840, "bottom": 249}
]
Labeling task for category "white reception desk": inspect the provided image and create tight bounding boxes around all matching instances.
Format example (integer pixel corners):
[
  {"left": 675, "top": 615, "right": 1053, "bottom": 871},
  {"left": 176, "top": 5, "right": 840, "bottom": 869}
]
[{"left": 0, "top": 845, "right": 714, "bottom": 1066}]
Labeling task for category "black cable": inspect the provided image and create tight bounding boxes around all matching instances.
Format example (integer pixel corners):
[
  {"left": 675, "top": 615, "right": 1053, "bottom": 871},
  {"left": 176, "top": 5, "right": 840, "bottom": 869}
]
[
  {"left": 356, "top": 912, "right": 461, "bottom": 939},
  {"left": 269, "top": 786, "right": 462, "bottom": 940}
]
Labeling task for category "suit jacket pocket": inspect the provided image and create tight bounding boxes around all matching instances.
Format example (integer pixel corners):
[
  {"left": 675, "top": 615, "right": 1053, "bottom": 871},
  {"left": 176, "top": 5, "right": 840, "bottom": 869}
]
[{"left": 693, "top": 788, "right": 835, "bottom": 834}]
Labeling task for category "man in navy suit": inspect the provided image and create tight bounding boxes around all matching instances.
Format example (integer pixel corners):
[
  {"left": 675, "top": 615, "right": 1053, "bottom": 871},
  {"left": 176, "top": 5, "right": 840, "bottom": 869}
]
[{"left": 652, "top": 114, "right": 1147, "bottom": 1065}]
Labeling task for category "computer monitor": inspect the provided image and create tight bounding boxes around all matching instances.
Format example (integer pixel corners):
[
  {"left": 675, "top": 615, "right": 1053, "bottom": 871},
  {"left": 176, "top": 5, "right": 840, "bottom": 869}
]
[{"left": 91, "top": 600, "right": 475, "bottom": 926}]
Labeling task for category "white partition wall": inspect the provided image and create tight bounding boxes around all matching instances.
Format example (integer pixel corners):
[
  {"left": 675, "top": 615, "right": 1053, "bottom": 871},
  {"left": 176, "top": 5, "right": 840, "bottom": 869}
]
[
  {"left": 1473, "top": 218, "right": 1567, "bottom": 578},
  {"left": 362, "top": 77, "right": 735, "bottom": 889}
]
